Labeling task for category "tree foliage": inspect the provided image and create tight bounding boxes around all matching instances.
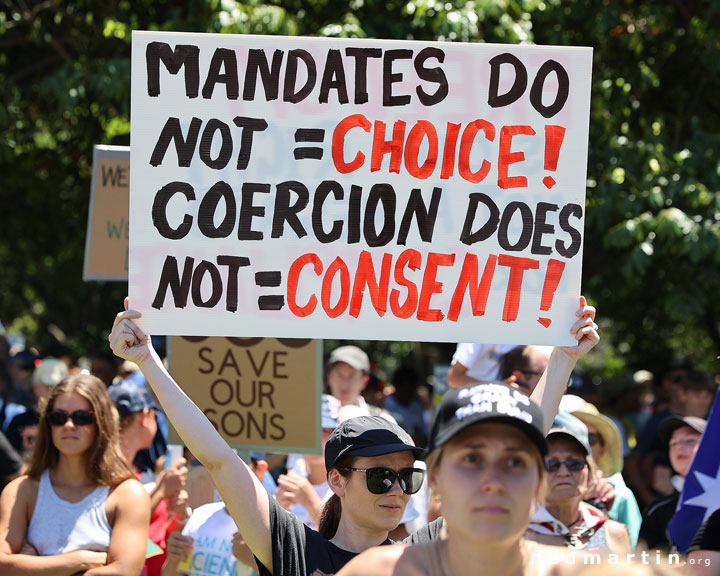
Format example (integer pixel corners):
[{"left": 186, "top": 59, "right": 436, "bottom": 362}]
[{"left": 1, "top": 1, "right": 718, "bottom": 377}]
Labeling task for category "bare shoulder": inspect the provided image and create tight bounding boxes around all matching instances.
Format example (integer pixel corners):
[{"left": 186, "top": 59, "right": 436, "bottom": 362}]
[
  {"left": 106, "top": 478, "right": 149, "bottom": 509},
  {"left": 109, "top": 477, "right": 147, "bottom": 498},
  {"left": 1, "top": 475, "right": 38, "bottom": 506},
  {"left": 337, "top": 544, "right": 426, "bottom": 576},
  {"left": 394, "top": 544, "right": 438, "bottom": 576},
  {"left": 0, "top": 475, "right": 38, "bottom": 535}
]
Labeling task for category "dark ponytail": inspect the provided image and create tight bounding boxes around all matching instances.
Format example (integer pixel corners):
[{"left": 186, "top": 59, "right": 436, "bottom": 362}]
[{"left": 318, "top": 455, "right": 355, "bottom": 539}]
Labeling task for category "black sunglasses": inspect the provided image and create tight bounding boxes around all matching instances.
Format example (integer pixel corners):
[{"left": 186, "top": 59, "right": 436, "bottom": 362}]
[
  {"left": 342, "top": 466, "right": 425, "bottom": 495},
  {"left": 47, "top": 409, "right": 96, "bottom": 427},
  {"left": 545, "top": 458, "right": 587, "bottom": 473}
]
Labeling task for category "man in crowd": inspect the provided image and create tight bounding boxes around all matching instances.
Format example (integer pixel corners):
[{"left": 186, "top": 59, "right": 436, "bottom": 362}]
[{"left": 499, "top": 345, "right": 554, "bottom": 393}]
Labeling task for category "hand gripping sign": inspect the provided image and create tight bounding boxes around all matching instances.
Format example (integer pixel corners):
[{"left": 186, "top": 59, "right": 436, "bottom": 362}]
[{"left": 130, "top": 31, "right": 592, "bottom": 345}]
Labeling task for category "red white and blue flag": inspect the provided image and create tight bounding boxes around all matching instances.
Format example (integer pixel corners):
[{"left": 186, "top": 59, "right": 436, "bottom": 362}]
[{"left": 668, "top": 390, "right": 720, "bottom": 553}]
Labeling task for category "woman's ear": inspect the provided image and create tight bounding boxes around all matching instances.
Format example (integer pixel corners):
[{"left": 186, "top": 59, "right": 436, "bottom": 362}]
[
  {"left": 428, "top": 468, "right": 439, "bottom": 493},
  {"left": 327, "top": 469, "right": 347, "bottom": 497}
]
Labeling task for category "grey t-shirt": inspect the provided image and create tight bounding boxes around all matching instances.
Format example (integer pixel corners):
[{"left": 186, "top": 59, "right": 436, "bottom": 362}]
[
  {"left": 404, "top": 516, "right": 444, "bottom": 544},
  {"left": 255, "top": 495, "right": 393, "bottom": 576}
]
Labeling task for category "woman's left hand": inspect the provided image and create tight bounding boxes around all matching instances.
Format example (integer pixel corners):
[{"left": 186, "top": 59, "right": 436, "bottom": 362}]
[
  {"left": 109, "top": 297, "right": 155, "bottom": 366},
  {"left": 559, "top": 296, "right": 599, "bottom": 361}
]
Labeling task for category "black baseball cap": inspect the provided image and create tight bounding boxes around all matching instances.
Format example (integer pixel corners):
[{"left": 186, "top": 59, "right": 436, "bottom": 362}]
[
  {"left": 324, "top": 415, "right": 424, "bottom": 472},
  {"left": 427, "top": 382, "right": 548, "bottom": 456}
]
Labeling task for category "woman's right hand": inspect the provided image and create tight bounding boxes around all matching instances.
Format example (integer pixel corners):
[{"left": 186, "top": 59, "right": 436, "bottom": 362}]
[{"left": 109, "top": 297, "right": 154, "bottom": 366}]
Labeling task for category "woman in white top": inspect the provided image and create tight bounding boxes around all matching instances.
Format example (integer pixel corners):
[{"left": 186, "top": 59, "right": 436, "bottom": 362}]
[{"left": 0, "top": 373, "right": 151, "bottom": 575}]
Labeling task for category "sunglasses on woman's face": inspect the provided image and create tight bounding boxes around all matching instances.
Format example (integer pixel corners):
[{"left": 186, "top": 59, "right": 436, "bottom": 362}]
[
  {"left": 342, "top": 466, "right": 425, "bottom": 495},
  {"left": 47, "top": 409, "right": 96, "bottom": 427},
  {"left": 545, "top": 458, "right": 587, "bottom": 473}
]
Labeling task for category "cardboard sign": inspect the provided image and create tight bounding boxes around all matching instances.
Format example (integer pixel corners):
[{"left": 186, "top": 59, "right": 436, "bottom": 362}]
[
  {"left": 130, "top": 31, "right": 593, "bottom": 344},
  {"left": 167, "top": 336, "right": 322, "bottom": 453},
  {"left": 83, "top": 145, "right": 130, "bottom": 281}
]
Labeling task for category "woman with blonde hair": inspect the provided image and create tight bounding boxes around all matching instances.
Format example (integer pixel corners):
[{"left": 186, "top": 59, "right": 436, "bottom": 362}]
[{"left": 0, "top": 374, "right": 151, "bottom": 575}]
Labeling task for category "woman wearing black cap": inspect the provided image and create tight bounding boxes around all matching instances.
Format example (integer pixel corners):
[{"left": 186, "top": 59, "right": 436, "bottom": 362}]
[
  {"left": 109, "top": 301, "right": 424, "bottom": 576},
  {"left": 336, "top": 382, "right": 573, "bottom": 576}
]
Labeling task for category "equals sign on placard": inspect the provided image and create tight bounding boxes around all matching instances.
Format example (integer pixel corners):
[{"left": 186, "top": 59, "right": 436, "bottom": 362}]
[
  {"left": 255, "top": 271, "right": 285, "bottom": 311},
  {"left": 294, "top": 128, "right": 325, "bottom": 160}
]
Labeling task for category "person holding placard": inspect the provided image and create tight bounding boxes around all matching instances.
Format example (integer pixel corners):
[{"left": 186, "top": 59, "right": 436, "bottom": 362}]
[
  {"left": 110, "top": 300, "right": 425, "bottom": 576},
  {"left": 109, "top": 296, "right": 597, "bottom": 576}
]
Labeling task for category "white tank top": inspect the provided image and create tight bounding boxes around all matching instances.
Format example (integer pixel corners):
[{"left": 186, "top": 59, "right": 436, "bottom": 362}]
[{"left": 27, "top": 469, "right": 112, "bottom": 555}]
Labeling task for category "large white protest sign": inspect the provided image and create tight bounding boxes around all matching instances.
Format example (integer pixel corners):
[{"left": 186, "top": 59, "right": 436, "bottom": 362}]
[{"left": 130, "top": 31, "right": 592, "bottom": 344}]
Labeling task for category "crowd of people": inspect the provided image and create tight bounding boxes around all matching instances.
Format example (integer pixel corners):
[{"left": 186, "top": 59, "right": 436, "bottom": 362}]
[{"left": 0, "top": 297, "right": 717, "bottom": 575}]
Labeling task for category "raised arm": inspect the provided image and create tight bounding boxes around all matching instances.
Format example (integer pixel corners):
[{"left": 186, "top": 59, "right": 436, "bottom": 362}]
[
  {"left": 530, "top": 296, "right": 599, "bottom": 434},
  {"left": 0, "top": 477, "right": 107, "bottom": 575},
  {"left": 108, "top": 300, "right": 273, "bottom": 569}
]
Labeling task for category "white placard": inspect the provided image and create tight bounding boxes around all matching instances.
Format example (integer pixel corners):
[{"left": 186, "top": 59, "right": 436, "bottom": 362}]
[{"left": 130, "top": 31, "right": 592, "bottom": 344}]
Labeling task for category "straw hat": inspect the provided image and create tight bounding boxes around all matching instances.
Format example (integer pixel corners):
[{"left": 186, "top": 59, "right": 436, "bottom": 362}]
[{"left": 571, "top": 401, "right": 624, "bottom": 478}]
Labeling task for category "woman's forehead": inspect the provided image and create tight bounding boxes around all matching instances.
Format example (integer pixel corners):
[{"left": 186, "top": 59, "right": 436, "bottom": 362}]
[{"left": 53, "top": 391, "right": 92, "bottom": 410}]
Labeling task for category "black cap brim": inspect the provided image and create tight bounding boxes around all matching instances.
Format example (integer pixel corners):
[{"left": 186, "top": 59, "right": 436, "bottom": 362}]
[
  {"left": 348, "top": 442, "right": 425, "bottom": 460},
  {"left": 328, "top": 442, "right": 425, "bottom": 471},
  {"left": 428, "top": 414, "right": 548, "bottom": 458}
]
